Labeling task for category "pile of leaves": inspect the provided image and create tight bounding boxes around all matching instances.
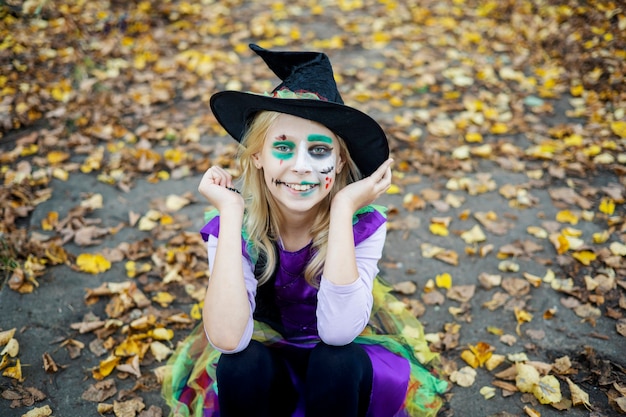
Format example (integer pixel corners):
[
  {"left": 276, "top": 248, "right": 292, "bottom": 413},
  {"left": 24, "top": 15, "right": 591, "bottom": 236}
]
[{"left": 1, "top": 0, "right": 625, "bottom": 416}]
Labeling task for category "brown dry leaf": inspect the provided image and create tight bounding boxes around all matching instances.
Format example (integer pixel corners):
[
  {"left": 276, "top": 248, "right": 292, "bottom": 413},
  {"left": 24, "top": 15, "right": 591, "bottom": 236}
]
[
  {"left": 393, "top": 281, "right": 418, "bottom": 295},
  {"left": 42, "top": 352, "right": 59, "bottom": 373},
  {"left": 478, "top": 273, "right": 502, "bottom": 289},
  {"left": 482, "top": 292, "right": 509, "bottom": 311},
  {"left": 116, "top": 355, "right": 142, "bottom": 378},
  {"left": 113, "top": 398, "right": 146, "bottom": 417},
  {"left": 502, "top": 278, "right": 530, "bottom": 296},
  {"left": 616, "top": 319, "right": 626, "bottom": 337},
  {"left": 82, "top": 379, "right": 117, "bottom": 402},
  {"left": 565, "top": 377, "right": 592, "bottom": 410},
  {"left": 447, "top": 285, "right": 476, "bottom": 303}
]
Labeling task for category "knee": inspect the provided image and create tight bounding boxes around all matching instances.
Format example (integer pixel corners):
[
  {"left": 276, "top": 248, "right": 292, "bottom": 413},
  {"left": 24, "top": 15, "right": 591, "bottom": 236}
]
[
  {"left": 217, "top": 340, "right": 273, "bottom": 383},
  {"left": 308, "top": 342, "right": 372, "bottom": 383}
]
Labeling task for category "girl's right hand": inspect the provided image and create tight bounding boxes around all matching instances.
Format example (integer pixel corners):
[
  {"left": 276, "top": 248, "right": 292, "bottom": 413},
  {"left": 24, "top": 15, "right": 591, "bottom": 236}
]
[{"left": 198, "top": 166, "right": 244, "bottom": 212}]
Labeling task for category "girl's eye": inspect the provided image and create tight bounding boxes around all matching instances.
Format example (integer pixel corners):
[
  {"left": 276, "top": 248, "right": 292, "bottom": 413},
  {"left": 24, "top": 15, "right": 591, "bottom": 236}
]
[
  {"left": 274, "top": 143, "right": 293, "bottom": 153},
  {"left": 310, "top": 146, "right": 331, "bottom": 156}
]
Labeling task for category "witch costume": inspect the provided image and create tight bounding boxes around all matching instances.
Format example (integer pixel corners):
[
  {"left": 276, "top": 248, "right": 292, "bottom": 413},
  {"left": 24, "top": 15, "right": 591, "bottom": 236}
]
[{"left": 162, "top": 44, "right": 447, "bottom": 417}]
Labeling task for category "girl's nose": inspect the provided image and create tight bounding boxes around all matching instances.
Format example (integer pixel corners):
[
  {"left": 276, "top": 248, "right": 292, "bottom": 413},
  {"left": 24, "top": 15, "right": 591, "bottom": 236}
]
[{"left": 292, "top": 144, "right": 312, "bottom": 174}]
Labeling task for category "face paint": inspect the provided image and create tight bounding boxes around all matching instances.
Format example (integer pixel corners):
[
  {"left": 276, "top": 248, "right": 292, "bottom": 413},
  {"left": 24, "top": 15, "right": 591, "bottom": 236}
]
[
  {"left": 271, "top": 135, "right": 296, "bottom": 161},
  {"left": 307, "top": 134, "right": 333, "bottom": 144}
]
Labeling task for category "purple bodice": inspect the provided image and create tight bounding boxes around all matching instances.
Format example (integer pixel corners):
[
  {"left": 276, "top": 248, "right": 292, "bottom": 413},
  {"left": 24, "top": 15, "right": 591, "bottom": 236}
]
[{"left": 273, "top": 243, "right": 319, "bottom": 337}]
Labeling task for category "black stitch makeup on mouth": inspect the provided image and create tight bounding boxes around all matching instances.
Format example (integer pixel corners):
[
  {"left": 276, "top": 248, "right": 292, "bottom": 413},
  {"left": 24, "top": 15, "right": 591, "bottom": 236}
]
[
  {"left": 320, "top": 166, "right": 334, "bottom": 175},
  {"left": 273, "top": 178, "right": 284, "bottom": 187}
]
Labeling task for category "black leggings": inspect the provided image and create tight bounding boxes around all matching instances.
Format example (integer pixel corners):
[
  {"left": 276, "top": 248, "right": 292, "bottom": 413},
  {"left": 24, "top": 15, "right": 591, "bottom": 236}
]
[{"left": 216, "top": 340, "right": 373, "bottom": 417}]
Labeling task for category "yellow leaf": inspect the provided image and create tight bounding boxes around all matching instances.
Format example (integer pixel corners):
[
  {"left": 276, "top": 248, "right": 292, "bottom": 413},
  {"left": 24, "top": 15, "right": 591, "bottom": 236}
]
[
  {"left": 465, "top": 132, "right": 483, "bottom": 143},
  {"left": 76, "top": 253, "right": 111, "bottom": 274},
  {"left": 485, "top": 354, "right": 506, "bottom": 371},
  {"left": 150, "top": 328, "right": 174, "bottom": 341},
  {"left": 469, "top": 341, "right": 493, "bottom": 367},
  {"left": 435, "top": 272, "right": 452, "bottom": 289},
  {"left": 3, "top": 359, "right": 23, "bottom": 381},
  {"left": 556, "top": 210, "right": 579, "bottom": 225},
  {"left": 150, "top": 341, "right": 173, "bottom": 362},
  {"left": 190, "top": 302, "right": 203, "bottom": 320},
  {"left": 461, "top": 350, "right": 480, "bottom": 368},
  {"left": 486, "top": 326, "right": 503, "bottom": 336},
  {"left": 386, "top": 184, "right": 401, "bottom": 194},
  {"left": 599, "top": 197, "right": 615, "bottom": 215},
  {"left": 0, "top": 338, "right": 19, "bottom": 357},
  {"left": 22, "top": 405, "right": 53, "bottom": 417},
  {"left": 526, "top": 226, "right": 548, "bottom": 238},
  {"left": 593, "top": 230, "right": 610, "bottom": 244},
  {"left": 572, "top": 250, "right": 596, "bottom": 266},
  {"left": 461, "top": 225, "right": 486, "bottom": 244},
  {"left": 480, "top": 386, "right": 496, "bottom": 399},
  {"left": 47, "top": 150, "right": 70, "bottom": 165},
  {"left": 41, "top": 211, "right": 59, "bottom": 231},
  {"left": 490, "top": 122, "right": 508, "bottom": 134},
  {"left": 429, "top": 223, "right": 449, "bottom": 236},
  {"left": 94, "top": 355, "right": 121, "bottom": 380},
  {"left": 570, "top": 84, "right": 584, "bottom": 97},
  {"left": 516, "top": 363, "right": 540, "bottom": 393},
  {"left": 115, "top": 338, "right": 142, "bottom": 357},
  {"left": 152, "top": 291, "right": 175, "bottom": 307},
  {"left": 533, "top": 374, "right": 562, "bottom": 404},
  {"left": 611, "top": 121, "right": 626, "bottom": 138},
  {"left": 564, "top": 134, "right": 583, "bottom": 147},
  {"left": 515, "top": 307, "right": 533, "bottom": 335},
  {"left": 549, "top": 233, "right": 570, "bottom": 254}
]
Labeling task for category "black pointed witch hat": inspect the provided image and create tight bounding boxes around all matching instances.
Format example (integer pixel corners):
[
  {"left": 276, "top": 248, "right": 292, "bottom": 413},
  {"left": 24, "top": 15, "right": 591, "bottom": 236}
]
[{"left": 209, "top": 44, "right": 389, "bottom": 177}]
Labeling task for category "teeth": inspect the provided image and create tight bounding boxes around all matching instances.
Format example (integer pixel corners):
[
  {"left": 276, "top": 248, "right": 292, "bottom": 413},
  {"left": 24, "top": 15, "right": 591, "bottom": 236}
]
[{"left": 287, "top": 183, "right": 315, "bottom": 191}]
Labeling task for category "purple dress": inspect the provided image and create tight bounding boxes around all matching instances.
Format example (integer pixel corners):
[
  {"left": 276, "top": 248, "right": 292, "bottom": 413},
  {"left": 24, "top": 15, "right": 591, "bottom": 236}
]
[{"left": 163, "top": 206, "right": 447, "bottom": 417}]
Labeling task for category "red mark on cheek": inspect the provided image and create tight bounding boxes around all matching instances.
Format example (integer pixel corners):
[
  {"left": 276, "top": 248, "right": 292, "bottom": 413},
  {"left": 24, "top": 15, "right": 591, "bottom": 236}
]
[{"left": 325, "top": 176, "right": 332, "bottom": 189}]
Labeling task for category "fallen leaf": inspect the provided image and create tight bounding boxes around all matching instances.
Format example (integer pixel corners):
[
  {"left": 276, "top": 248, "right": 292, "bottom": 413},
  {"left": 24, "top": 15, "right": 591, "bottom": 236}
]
[
  {"left": 76, "top": 253, "right": 112, "bottom": 274},
  {"left": 533, "top": 374, "right": 562, "bottom": 404},
  {"left": 22, "top": 405, "right": 53, "bottom": 417},
  {"left": 480, "top": 386, "right": 496, "bottom": 399},
  {"left": 516, "top": 363, "right": 540, "bottom": 393},
  {"left": 566, "top": 377, "right": 592, "bottom": 409},
  {"left": 450, "top": 366, "right": 477, "bottom": 387}
]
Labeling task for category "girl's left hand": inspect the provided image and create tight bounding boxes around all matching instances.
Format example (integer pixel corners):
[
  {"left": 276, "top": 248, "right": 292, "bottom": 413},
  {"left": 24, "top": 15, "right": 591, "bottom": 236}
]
[{"left": 332, "top": 158, "right": 393, "bottom": 213}]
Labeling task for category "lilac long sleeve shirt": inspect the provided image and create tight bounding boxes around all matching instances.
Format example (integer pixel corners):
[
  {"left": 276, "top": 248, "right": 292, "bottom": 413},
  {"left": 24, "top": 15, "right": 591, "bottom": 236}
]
[{"left": 205, "top": 223, "right": 386, "bottom": 353}]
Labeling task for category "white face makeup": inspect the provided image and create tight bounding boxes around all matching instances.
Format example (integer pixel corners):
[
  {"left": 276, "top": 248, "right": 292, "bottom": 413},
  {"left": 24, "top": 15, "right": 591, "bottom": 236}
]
[{"left": 253, "top": 113, "right": 343, "bottom": 215}]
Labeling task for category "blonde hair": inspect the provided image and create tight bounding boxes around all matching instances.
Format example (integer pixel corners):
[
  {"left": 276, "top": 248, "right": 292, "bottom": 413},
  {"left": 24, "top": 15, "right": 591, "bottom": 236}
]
[{"left": 238, "top": 111, "right": 361, "bottom": 287}]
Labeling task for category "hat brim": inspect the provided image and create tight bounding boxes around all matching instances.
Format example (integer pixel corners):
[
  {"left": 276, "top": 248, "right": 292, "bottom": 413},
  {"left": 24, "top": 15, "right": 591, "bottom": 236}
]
[{"left": 210, "top": 91, "right": 389, "bottom": 178}]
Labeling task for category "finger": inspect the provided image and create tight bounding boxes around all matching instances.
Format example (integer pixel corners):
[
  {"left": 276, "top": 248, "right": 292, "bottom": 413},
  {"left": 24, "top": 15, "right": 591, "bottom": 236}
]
[{"left": 370, "top": 158, "right": 393, "bottom": 181}]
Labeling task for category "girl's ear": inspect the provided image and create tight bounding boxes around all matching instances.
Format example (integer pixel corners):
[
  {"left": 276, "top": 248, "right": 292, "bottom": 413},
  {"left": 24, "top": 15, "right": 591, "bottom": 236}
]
[
  {"left": 336, "top": 154, "right": 345, "bottom": 174},
  {"left": 252, "top": 152, "right": 262, "bottom": 169}
]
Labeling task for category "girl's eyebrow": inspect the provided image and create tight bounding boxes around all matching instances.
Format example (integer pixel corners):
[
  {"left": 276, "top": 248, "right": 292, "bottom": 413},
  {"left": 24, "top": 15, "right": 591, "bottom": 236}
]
[{"left": 307, "top": 134, "right": 333, "bottom": 144}]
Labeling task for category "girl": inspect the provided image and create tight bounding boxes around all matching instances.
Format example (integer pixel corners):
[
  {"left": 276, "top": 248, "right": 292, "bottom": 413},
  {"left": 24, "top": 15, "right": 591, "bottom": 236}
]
[{"left": 163, "top": 44, "right": 447, "bottom": 417}]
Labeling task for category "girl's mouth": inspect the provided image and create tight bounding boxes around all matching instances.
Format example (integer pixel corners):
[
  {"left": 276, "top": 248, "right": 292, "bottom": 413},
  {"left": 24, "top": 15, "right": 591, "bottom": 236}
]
[{"left": 274, "top": 180, "right": 318, "bottom": 192}]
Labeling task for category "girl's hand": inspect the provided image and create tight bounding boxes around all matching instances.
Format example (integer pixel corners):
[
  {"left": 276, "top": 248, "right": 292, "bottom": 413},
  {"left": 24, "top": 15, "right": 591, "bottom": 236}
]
[
  {"left": 333, "top": 158, "right": 393, "bottom": 213},
  {"left": 198, "top": 166, "right": 244, "bottom": 213}
]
